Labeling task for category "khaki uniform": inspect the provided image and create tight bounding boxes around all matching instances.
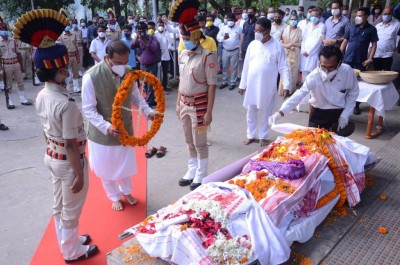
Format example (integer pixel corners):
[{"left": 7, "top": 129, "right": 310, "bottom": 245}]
[
  {"left": 71, "top": 29, "right": 83, "bottom": 70},
  {"left": 36, "top": 81, "right": 89, "bottom": 259},
  {"left": 59, "top": 32, "right": 80, "bottom": 79},
  {"left": 0, "top": 37, "right": 24, "bottom": 93},
  {"left": 17, "top": 40, "right": 32, "bottom": 78},
  {"left": 105, "top": 29, "right": 121, "bottom": 41},
  {"left": 178, "top": 45, "right": 217, "bottom": 160}
]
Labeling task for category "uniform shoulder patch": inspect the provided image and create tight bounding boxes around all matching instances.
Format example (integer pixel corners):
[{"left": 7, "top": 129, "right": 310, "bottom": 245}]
[{"left": 209, "top": 63, "right": 215, "bottom": 68}]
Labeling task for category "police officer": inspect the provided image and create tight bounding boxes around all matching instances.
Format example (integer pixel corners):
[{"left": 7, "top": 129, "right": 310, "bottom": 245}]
[
  {"left": 17, "top": 40, "right": 32, "bottom": 79},
  {"left": 0, "top": 30, "right": 32, "bottom": 108},
  {"left": 71, "top": 19, "right": 84, "bottom": 76},
  {"left": 59, "top": 26, "right": 81, "bottom": 93},
  {"left": 174, "top": 19, "right": 218, "bottom": 190},
  {"left": 13, "top": 9, "right": 98, "bottom": 262}
]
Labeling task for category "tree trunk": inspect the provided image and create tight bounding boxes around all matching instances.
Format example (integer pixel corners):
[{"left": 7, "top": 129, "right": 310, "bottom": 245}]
[
  {"left": 114, "top": 0, "right": 121, "bottom": 18},
  {"left": 208, "top": 0, "right": 227, "bottom": 15}
]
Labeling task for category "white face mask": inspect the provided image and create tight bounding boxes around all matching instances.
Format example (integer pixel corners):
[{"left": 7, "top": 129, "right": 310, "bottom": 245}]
[
  {"left": 342, "top": 10, "right": 348, "bottom": 15},
  {"left": 227, "top": 21, "right": 235, "bottom": 27},
  {"left": 158, "top": 26, "right": 164, "bottom": 32},
  {"left": 80, "top": 22, "right": 86, "bottom": 27},
  {"left": 255, "top": 32, "right": 265, "bottom": 41},
  {"left": 331, "top": 9, "right": 340, "bottom": 16},
  {"left": 98, "top": 32, "right": 106, "bottom": 38},
  {"left": 128, "top": 19, "right": 134, "bottom": 24},
  {"left": 111, "top": 65, "right": 126, "bottom": 77},
  {"left": 319, "top": 66, "right": 339, "bottom": 82},
  {"left": 355, "top": 16, "right": 363, "bottom": 25},
  {"left": 267, "top": 13, "right": 275, "bottom": 20},
  {"left": 242, "top": 13, "right": 248, "bottom": 20}
]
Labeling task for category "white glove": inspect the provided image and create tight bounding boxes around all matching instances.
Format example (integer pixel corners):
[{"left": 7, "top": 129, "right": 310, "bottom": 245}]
[
  {"left": 268, "top": 112, "right": 282, "bottom": 126},
  {"left": 338, "top": 116, "right": 348, "bottom": 130}
]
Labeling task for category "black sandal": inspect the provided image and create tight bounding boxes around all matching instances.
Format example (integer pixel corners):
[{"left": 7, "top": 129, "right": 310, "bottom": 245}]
[
  {"left": 145, "top": 147, "right": 157, "bottom": 158},
  {"left": 0, "top": 124, "right": 9, "bottom": 131}
]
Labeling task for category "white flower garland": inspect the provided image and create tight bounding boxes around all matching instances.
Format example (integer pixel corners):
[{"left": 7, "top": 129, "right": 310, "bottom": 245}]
[
  {"left": 182, "top": 199, "right": 229, "bottom": 225},
  {"left": 207, "top": 232, "right": 253, "bottom": 264}
]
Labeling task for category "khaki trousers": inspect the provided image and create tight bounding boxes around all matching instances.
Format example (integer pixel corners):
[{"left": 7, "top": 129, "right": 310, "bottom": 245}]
[
  {"left": 78, "top": 46, "right": 84, "bottom": 70},
  {"left": 20, "top": 49, "right": 32, "bottom": 77},
  {"left": 4, "top": 63, "right": 24, "bottom": 92},
  {"left": 44, "top": 155, "right": 89, "bottom": 229},
  {"left": 69, "top": 55, "right": 80, "bottom": 79},
  {"left": 179, "top": 102, "right": 208, "bottom": 159}
]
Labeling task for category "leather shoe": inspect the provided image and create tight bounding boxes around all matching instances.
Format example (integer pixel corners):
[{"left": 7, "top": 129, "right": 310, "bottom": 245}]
[
  {"left": 190, "top": 182, "right": 201, "bottom": 191},
  {"left": 65, "top": 245, "right": 99, "bottom": 264},
  {"left": 81, "top": 234, "right": 91, "bottom": 245},
  {"left": 219, "top": 83, "right": 228, "bottom": 89},
  {"left": 179, "top": 178, "right": 192, "bottom": 186},
  {"left": 353, "top": 107, "right": 361, "bottom": 115},
  {"left": 7, "top": 105, "right": 15, "bottom": 109},
  {"left": 21, "top": 102, "right": 32, "bottom": 106},
  {"left": 229, "top": 85, "right": 236, "bottom": 90}
]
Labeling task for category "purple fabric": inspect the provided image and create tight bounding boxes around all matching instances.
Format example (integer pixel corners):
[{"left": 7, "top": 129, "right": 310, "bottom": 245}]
[{"left": 242, "top": 159, "right": 306, "bottom": 180}]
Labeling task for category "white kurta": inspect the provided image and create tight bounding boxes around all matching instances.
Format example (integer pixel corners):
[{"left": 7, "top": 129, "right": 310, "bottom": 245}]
[
  {"left": 300, "top": 22, "right": 326, "bottom": 72},
  {"left": 81, "top": 73, "right": 152, "bottom": 181},
  {"left": 239, "top": 38, "right": 290, "bottom": 111}
]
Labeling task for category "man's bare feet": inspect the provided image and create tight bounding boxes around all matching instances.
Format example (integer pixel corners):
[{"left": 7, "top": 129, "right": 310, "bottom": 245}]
[
  {"left": 123, "top": 194, "right": 138, "bottom": 205},
  {"left": 112, "top": 200, "right": 123, "bottom": 211}
]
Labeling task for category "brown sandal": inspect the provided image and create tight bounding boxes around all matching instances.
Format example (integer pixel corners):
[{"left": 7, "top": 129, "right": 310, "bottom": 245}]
[
  {"left": 156, "top": 146, "right": 167, "bottom": 158},
  {"left": 145, "top": 147, "right": 157, "bottom": 158},
  {"left": 243, "top": 138, "right": 256, "bottom": 145}
]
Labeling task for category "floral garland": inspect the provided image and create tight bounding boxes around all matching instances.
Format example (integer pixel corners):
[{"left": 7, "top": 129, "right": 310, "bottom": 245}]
[{"left": 111, "top": 70, "right": 165, "bottom": 146}]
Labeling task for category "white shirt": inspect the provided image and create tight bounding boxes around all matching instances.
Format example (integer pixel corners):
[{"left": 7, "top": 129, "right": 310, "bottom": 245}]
[
  {"left": 374, "top": 20, "right": 400, "bottom": 58},
  {"left": 280, "top": 63, "right": 359, "bottom": 120},
  {"left": 217, "top": 25, "right": 242, "bottom": 50},
  {"left": 80, "top": 27, "right": 88, "bottom": 40},
  {"left": 239, "top": 38, "right": 290, "bottom": 110},
  {"left": 155, "top": 31, "right": 172, "bottom": 60},
  {"left": 89, "top": 37, "right": 111, "bottom": 64},
  {"left": 297, "top": 19, "right": 309, "bottom": 34},
  {"left": 271, "top": 22, "right": 287, "bottom": 40},
  {"left": 213, "top": 17, "right": 223, "bottom": 28},
  {"left": 165, "top": 23, "right": 180, "bottom": 51}
]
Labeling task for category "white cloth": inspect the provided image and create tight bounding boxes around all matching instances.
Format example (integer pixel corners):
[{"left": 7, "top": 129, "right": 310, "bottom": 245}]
[
  {"left": 300, "top": 22, "right": 326, "bottom": 72},
  {"left": 247, "top": 102, "right": 276, "bottom": 140},
  {"left": 240, "top": 38, "right": 290, "bottom": 110},
  {"left": 374, "top": 20, "right": 400, "bottom": 58},
  {"left": 297, "top": 19, "right": 309, "bottom": 34},
  {"left": 357, "top": 81, "right": 400, "bottom": 117},
  {"left": 81, "top": 72, "right": 152, "bottom": 181},
  {"left": 101, "top": 176, "right": 132, "bottom": 201},
  {"left": 155, "top": 31, "right": 172, "bottom": 61},
  {"left": 280, "top": 64, "right": 359, "bottom": 121},
  {"left": 89, "top": 37, "right": 111, "bottom": 64},
  {"left": 217, "top": 25, "right": 242, "bottom": 50},
  {"left": 80, "top": 27, "right": 88, "bottom": 40},
  {"left": 271, "top": 22, "right": 287, "bottom": 40}
]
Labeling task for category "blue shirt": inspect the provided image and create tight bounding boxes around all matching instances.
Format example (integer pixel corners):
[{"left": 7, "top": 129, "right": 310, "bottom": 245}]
[
  {"left": 241, "top": 19, "right": 256, "bottom": 52},
  {"left": 121, "top": 37, "right": 136, "bottom": 68},
  {"left": 343, "top": 23, "right": 378, "bottom": 65}
]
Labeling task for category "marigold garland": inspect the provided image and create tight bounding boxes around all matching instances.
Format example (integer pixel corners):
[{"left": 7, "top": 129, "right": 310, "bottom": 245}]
[
  {"left": 378, "top": 226, "right": 388, "bottom": 234},
  {"left": 111, "top": 70, "right": 165, "bottom": 146}
]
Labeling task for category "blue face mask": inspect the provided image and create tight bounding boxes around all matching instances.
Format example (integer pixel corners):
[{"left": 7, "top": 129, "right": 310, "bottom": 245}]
[
  {"left": 290, "top": 20, "right": 298, "bottom": 26},
  {"left": 307, "top": 13, "right": 311, "bottom": 19},
  {"left": 382, "top": 15, "right": 392, "bottom": 22},
  {"left": 310, "top": 16, "right": 319, "bottom": 24},
  {"left": 0, "top": 30, "right": 9, "bottom": 37},
  {"left": 110, "top": 25, "right": 116, "bottom": 30},
  {"left": 183, "top": 40, "right": 197, "bottom": 51},
  {"left": 65, "top": 26, "right": 71, "bottom": 32},
  {"left": 72, "top": 24, "right": 78, "bottom": 29}
]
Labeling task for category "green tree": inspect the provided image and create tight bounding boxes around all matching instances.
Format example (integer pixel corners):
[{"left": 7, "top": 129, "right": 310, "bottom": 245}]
[{"left": 0, "top": 0, "right": 75, "bottom": 17}]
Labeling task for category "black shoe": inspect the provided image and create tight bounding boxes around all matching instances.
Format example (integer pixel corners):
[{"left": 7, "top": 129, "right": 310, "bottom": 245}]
[
  {"left": 0, "top": 124, "right": 8, "bottom": 131},
  {"left": 190, "top": 182, "right": 201, "bottom": 191},
  {"left": 21, "top": 102, "right": 33, "bottom": 106},
  {"left": 229, "top": 85, "right": 236, "bottom": 90},
  {"left": 33, "top": 83, "right": 41, "bottom": 86},
  {"left": 7, "top": 105, "right": 15, "bottom": 109},
  {"left": 81, "top": 234, "right": 91, "bottom": 245},
  {"left": 179, "top": 178, "right": 193, "bottom": 186},
  {"left": 217, "top": 71, "right": 222, "bottom": 75},
  {"left": 353, "top": 107, "right": 361, "bottom": 115},
  {"left": 219, "top": 84, "right": 228, "bottom": 89},
  {"left": 65, "top": 245, "right": 99, "bottom": 264}
]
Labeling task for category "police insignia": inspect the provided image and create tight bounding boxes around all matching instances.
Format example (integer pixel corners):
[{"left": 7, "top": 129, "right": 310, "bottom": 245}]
[{"left": 209, "top": 63, "right": 215, "bottom": 68}]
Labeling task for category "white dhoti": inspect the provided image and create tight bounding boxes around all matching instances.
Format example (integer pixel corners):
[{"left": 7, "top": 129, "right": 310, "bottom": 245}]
[{"left": 88, "top": 140, "right": 137, "bottom": 201}]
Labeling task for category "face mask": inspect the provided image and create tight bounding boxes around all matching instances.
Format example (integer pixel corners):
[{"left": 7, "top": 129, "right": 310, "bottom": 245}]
[
  {"left": 342, "top": 10, "right": 348, "bottom": 15},
  {"left": 248, "top": 14, "right": 254, "bottom": 19},
  {"left": 355, "top": 16, "right": 363, "bottom": 25},
  {"left": 206, "top": 21, "right": 213, "bottom": 27},
  {"left": 290, "top": 20, "right": 298, "bottom": 26},
  {"left": 275, "top": 18, "right": 282, "bottom": 24},
  {"left": 298, "top": 11, "right": 303, "bottom": 15},
  {"left": 310, "top": 17, "right": 319, "bottom": 24},
  {"left": 327, "top": 8, "right": 331, "bottom": 12},
  {"left": 140, "top": 32, "right": 146, "bottom": 37},
  {"left": 110, "top": 25, "right": 116, "bottom": 30},
  {"left": 285, "top": 11, "right": 290, "bottom": 15},
  {"left": 158, "top": 26, "right": 164, "bottom": 32},
  {"left": 93, "top": 19, "right": 97, "bottom": 23},
  {"left": 72, "top": 24, "right": 78, "bottom": 29},
  {"left": 56, "top": 69, "right": 70, "bottom": 85},
  {"left": 242, "top": 13, "right": 248, "bottom": 20},
  {"left": 331, "top": 9, "right": 340, "bottom": 16},
  {"left": 107, "top": 24, "right": 110, "bottom": 29},
  {"left": 111, "top": 64, "right": 126, "bottom": 77},
  {"left": 98, "top": 32, "right": 106, "bottom": 38},
  {"left": 267, "top": 13, "right": 275, "bottom": 20},
  {"left": 319, "top": 68, "right": 338, "bottom": 82},
  {"left": 227, "top": 21, "right": 235, "bottom": 27},
  {"left": 80, "top": 22, "right": 86, "bottom": 27},
  {"left": 382, "top": 15, "right": 392, "bottom": 22},
  {"left": 183, "top": 40, "right": 197, "bottom": 50},
  {"left": 223, "top": 18, "right": 227, "bottom": 24},
  {"left": 0, "top": 30, "right": 9, "bottom": 37},
  {"left": 65, "top": 26, "right": 71, "bottom": 32},
  {"left": 128, "top": 19, "right": 134, "bottom": 24},
  {"left": 148, "top": 29, "right": 155, "bottom": 35},
  {"left": 64, "top": 72, "right": 71, "bottom": 85},
  {"left": 260, "top": 16, "right": 265, "bottom": 19},
  {"left": 374, "top": 9, "right": 380, "bottom": 14},
  {"left": 124, "top": 32, "right": 131, "bottom": 38},
  {"left": 307, "top": 13, "right": 312, "bottom": 19},
  {"left": 255, "top": 32, "right": 265, "bottom": 41}
]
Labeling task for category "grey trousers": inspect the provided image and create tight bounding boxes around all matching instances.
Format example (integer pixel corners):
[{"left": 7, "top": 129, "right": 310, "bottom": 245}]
[{"left": 222, "top": 48, "right": 239, "bottom": 86}]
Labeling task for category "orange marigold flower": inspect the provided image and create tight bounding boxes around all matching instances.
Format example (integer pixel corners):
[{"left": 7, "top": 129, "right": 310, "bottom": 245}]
[
  {"left": 379, "top": 194, "right": 388, "bottom": 201},
  {"left": 379, "top": 226, "right": 388, "bottom": 234}
]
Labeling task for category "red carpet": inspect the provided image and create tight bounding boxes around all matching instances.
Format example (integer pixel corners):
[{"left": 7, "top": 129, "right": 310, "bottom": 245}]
[{"left": 31, "top": 113, "right": 148, "bottom": 265}]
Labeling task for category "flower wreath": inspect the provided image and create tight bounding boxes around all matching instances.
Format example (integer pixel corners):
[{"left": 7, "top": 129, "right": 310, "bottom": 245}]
[{"left": 111, "top": 70, "right": 165, "bottom": 146}]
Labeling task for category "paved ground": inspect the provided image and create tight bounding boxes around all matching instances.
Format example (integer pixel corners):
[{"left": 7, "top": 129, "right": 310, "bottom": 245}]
[{"left": 1, "top": 76, "right": 399, "bottom": 264}]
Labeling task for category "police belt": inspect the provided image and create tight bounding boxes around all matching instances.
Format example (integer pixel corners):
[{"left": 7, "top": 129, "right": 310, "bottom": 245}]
[
  {"left": 2, "top": 57, "right": 19, "bottom": 65},
  {"left": 68, "top": 51, "right": 77, "bottom": 57},
  {"left": 46, "top": 139, "right": 86, "bottom": 160},
  {"left": 223, "top": 47, "right": 239, "bottom": 52},
  {"left": 180, "top": 92, "right": 208, "bottom": 107}
]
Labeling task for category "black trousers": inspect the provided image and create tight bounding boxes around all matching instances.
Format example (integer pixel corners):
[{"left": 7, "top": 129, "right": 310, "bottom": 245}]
[
  {"left": 161, "top": 60, "right": 170, "bottom": 90},
  {"left": 168, "top": 50, "right": 179, "bottom": 77},
  {"left": 141, "top": 63, "right": 158, "bottom": 105},
  {"left": 308, "top": 107, "right": 343, "bottom": 130},
  {"left": 373, "top": 57, "right": 393, "bottom": 71}
]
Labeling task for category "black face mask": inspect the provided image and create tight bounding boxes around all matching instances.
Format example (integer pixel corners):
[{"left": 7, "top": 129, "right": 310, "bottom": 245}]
[
  {"left": 124, "top": 33, "right": 131, "bottom": 39},
  {"left": 248, "top": 14, "right": 254, "bottom": 19},
  {"left": 140, "top": 32, "right": 146, "bottom": 37},
  {"left": 275, "top": 18, "right": 282, "bottom": 24}
]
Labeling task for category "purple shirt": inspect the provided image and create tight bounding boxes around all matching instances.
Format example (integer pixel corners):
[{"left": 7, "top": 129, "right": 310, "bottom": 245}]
[{"left": 133, "top": 36, "right": 159, "bottom": 66}]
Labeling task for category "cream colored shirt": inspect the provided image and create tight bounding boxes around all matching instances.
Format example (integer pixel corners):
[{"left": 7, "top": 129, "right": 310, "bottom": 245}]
[
  {"left": 58, "top": 32, "right": 78, "bottom": 52},
  {"left": 71, "top": 29, "right": 83, "bottom": 44},
  {"left": 36, "top": 82, "right": 86, "bottom": 141},
  {"left": 0, "top": 38, "right": 19, "bottom": 59}
]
